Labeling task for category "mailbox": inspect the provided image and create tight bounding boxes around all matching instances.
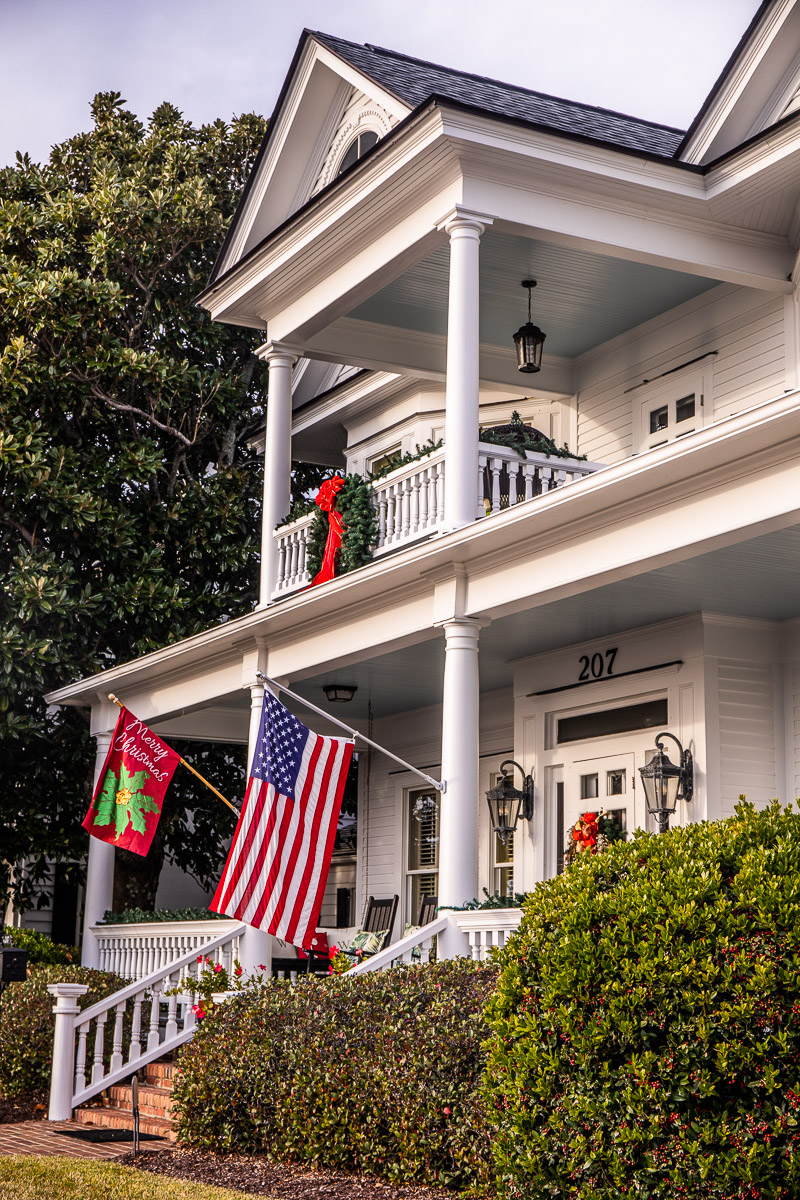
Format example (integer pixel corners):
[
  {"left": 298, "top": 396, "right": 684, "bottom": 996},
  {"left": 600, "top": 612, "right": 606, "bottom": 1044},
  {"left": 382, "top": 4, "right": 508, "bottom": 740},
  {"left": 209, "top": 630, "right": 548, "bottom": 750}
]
[{"left": 0, "top": 947, "right": 28, "bottom": 983}]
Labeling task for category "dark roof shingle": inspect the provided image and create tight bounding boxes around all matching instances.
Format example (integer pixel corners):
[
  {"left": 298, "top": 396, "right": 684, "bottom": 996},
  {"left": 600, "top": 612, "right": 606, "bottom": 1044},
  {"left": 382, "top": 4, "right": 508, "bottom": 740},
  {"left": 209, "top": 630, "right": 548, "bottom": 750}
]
[{"left": 314, "top": 31, "right": 685, "bottom": 158}]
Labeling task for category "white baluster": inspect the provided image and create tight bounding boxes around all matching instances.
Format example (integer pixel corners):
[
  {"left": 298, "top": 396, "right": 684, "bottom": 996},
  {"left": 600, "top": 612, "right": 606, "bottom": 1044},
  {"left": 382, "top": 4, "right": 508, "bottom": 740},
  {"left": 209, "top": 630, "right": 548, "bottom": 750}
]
[
  {"left": 110, "top": 1001, "right": 125, "bottom": 1072},
  {"left": 436, "top": 461, "right": 446, "bottom": 525},
  {"left": 74, "top": 1022, "right": 89, "bottom": 1092},
  {"left": 400, "top": 479, "right": 411, "bottom": 539},
  {"left": 147, "top": 985, "right": 161, "bottom": 1051},
  {"left": 91, "top": 1013, "right": 107, "bottom": 1084},
  {"left": 490, "top": 457, "right": 503, "bottom": 514},
  {"left": 410, "top": 473, "right": 421, "bottom": 534},
  {"left": 477, "top": 457, "right": 486, "bottom": 519},
  {"left": 524, "top": 462, "right": 535, "bottom": 500},
  {"left": 165, "top": 979, "right": 179, "bottom": 1040},
  {"left": 386, "top": 485, "right": 396, "bottom": 544},
  {"left": 277, "top": 539, "right": 287, "bottom": 589},
  {"left": 507, "top": 461, "right": 520, "bottom": 507},
  {"left": 540, "top": 466, "right": 553, "bottom": 493},
  {"left": 418, "top": 468, "right": 430, "bottom": 532},
  {"left": 128, "top": 993, "right": 144, "bottom": 1061},
  {"left": 377, "top": 495, "right": 387, "bottom": 547}
]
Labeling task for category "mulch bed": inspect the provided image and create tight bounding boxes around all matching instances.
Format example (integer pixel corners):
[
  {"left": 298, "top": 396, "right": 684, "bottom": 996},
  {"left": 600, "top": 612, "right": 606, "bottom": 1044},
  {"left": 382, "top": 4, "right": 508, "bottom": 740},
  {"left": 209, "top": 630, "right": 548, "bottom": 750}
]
[
  {"left": 120, "top": 1148, "right": 467, "bottom": 1199},
  {"left": 0, "top": 1096, "right": 46, "bottom": 1125}
]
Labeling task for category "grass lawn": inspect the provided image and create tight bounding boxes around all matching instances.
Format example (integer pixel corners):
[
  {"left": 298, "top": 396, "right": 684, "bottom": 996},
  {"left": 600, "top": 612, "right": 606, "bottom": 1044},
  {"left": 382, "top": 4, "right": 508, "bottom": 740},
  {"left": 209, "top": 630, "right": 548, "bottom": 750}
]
[{"left": 0, "top": 1155, "right": 261, "bottom": 1200}]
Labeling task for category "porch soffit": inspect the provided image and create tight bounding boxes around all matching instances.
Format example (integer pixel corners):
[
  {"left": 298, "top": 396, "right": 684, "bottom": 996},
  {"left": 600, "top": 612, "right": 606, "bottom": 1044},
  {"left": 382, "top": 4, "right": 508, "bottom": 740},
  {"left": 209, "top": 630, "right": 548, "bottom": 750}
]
[{"left": 203, "top": 107, "right": 794, "bottom": 341}]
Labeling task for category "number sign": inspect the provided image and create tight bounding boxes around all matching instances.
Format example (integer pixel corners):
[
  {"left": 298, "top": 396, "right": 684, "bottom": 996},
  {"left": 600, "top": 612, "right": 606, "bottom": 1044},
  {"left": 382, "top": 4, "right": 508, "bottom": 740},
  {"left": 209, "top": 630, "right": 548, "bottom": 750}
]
[{"left": 578, "top": 648, "right": 618, "bottom": 682}]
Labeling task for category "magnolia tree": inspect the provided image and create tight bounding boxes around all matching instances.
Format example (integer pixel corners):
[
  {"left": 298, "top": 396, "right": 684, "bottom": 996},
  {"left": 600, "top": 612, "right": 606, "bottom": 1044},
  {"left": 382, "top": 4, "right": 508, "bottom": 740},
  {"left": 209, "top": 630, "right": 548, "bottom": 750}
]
[{"left": 0, "top": 94, "right": 280, "bottom": 912}]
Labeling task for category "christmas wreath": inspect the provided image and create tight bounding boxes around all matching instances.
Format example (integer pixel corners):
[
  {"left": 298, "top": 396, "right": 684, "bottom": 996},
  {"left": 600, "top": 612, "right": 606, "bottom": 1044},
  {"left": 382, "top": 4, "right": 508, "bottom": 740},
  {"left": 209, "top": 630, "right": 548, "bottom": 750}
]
[
  {"left": 563, "top": 810, "right": 626, "bottom": 868},
  {"left": 306, "top": 472, "right": 378, "bottom": 585}
]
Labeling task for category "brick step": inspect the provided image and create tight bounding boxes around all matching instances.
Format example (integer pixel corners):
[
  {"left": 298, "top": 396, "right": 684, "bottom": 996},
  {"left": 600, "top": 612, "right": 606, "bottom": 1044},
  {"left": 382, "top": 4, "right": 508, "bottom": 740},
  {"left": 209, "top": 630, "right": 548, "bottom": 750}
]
[
  {"left": 142, "top": 1061, "right": 176, "bottom": 1086},
  {"left": 74, "top": 1105, "right": 176, "bottom": 1141},
  {"left": 106, "top": 1083, "right": 173, "bottom": 1119}
]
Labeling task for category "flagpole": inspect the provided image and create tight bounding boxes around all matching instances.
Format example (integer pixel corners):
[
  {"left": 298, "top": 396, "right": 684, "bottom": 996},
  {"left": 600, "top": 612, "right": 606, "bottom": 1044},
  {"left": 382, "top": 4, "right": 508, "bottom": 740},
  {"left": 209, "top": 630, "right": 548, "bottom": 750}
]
[
  {"left": 107, "top": 695, "right": 241, "bottom": 816},
  {"left": 255, "top": 673, "right": 446, "bottom": 793}
]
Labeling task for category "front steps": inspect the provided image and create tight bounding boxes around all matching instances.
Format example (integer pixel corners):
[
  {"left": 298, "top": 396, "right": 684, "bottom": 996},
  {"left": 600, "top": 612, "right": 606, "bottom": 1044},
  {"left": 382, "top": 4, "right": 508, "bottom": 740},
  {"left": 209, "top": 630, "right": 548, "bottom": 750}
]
[{"left": 74, "top": 1059, "right": 176, "bottom": 1141}]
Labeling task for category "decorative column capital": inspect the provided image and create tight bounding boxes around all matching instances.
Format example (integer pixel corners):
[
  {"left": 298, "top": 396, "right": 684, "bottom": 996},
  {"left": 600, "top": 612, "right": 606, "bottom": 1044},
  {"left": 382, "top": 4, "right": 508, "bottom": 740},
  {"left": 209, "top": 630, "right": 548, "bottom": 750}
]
[
  {"left": 255, "top": 341, "right": 297, "bottom": 366},
  {"left": 437, "top": 207, "right": 494, "bottom": 240}
]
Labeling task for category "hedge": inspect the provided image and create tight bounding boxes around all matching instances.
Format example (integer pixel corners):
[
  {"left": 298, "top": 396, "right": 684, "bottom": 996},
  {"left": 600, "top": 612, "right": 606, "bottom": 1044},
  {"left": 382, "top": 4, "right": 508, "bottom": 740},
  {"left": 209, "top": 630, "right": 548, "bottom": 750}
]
[
  {"left": 172, "top": 959, "right": 497, "bottom": 1189},
  {"left": 0, "top": 964, "right": 127, "bottom": 1102},
  {"left": 2, "top": 926, "right": 79, "bottom": 965},
  {"left": 484, "top": 800, "right": 800, "bottom": 1200}
]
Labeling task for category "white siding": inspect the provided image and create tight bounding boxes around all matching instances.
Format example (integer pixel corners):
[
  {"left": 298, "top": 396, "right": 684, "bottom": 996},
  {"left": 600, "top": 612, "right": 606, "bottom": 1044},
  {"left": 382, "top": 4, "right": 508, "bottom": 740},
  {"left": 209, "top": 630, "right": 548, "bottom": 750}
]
[
  {"left": 791, "top": 662, "right": 800, "bottom": 801},
  {"left": 717, "top": 658, "right": 777, "bottom": 816},
  {"left": 576, "top": 288, "right": 786, "bottom": 464}
]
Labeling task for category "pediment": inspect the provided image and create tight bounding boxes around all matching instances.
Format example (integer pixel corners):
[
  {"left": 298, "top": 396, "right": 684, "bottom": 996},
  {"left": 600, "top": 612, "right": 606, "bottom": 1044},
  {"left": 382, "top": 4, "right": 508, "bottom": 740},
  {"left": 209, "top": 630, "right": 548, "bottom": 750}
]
[
  {"left": 681, "top": 0, "right": 800, "bottom": 165},
  {"left": 213, "top": 34, "right": 409, "bottom": 282}
]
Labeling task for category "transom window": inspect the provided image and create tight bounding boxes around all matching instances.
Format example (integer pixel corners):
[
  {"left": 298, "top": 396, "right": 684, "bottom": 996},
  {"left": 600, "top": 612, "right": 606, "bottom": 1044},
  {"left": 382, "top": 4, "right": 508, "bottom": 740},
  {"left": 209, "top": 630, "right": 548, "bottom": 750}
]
[{"left": 337, "top": 130, "right": 379, "bottom": 176}]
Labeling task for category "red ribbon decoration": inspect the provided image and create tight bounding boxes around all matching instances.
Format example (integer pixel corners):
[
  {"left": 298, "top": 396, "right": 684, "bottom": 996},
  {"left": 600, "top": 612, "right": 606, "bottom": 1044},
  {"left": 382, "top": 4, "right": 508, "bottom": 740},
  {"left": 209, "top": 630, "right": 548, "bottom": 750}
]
[{"left": 309, "top": 475, "right": 346, "bottom": 587}]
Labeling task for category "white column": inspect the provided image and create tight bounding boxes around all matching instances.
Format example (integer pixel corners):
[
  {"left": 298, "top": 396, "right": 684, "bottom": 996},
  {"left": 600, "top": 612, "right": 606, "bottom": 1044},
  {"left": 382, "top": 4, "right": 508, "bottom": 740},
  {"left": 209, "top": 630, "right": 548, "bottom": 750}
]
[
  {"left": 236, "top": 683, "right": 273, "bottom": 976},
  {"left": 47, "top": 982, "right": 88, "bottom": 1120},
  {"left": 437, "top": 618, "right": 481, "bottom": 909},
  {"left": 258, "top": 343, "right": 295, "bottom": 606},
  {"left": 81, "top": 731, "right": 114, "bottom": 968},
  {"left": 441, "top": 213, "right": 489, "bottom": 531}
]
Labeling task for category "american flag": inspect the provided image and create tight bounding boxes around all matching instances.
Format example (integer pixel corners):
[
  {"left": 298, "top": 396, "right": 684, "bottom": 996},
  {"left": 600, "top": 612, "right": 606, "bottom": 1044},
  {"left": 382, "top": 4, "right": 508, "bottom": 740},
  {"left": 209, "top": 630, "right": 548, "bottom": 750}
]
[{"left": 211, "top": 690, "right": 354, "bottom": 948}]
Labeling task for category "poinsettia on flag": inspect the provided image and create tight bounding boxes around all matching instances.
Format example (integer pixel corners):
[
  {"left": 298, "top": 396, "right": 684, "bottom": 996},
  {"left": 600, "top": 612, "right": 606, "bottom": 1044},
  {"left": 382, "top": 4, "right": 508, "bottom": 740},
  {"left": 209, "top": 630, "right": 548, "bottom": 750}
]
[{"left": 82, "top": 706, "right": 181, "bottom": 856}]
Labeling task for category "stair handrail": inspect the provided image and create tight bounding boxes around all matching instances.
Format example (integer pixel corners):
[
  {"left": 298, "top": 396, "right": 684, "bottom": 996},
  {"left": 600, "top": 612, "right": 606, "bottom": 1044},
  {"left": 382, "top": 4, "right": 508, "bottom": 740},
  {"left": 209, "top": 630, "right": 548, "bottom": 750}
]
[
  {"left": 348, "top": 913, "right": 448, "bottom": 974},
  {"left": 77, "top": 921, "right": 247, "bottom": 1025}
]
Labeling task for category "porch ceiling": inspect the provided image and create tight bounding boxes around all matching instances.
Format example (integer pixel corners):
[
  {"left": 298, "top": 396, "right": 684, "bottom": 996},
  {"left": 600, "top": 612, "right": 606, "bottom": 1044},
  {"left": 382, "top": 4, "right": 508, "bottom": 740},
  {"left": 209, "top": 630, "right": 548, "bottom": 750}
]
[
  {"left": 347, "top": 229, "right": 719, "bottom": 359},
  {"left": 292, "top": 523, "right": 800, "bottom": 722}
]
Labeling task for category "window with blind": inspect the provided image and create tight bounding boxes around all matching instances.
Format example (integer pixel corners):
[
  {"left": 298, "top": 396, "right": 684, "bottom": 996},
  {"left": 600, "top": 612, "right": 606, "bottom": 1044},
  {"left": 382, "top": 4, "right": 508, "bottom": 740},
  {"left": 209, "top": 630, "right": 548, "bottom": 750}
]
[{"left": 407, "top": 788, "right": 439, "bottom": 923}]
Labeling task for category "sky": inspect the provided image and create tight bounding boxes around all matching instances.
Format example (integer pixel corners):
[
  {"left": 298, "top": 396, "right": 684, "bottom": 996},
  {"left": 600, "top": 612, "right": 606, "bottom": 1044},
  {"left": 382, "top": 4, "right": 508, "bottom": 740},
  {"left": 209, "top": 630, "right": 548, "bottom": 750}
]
[{"left": 1, "top": 0, "right": 761, "bottom": 168}]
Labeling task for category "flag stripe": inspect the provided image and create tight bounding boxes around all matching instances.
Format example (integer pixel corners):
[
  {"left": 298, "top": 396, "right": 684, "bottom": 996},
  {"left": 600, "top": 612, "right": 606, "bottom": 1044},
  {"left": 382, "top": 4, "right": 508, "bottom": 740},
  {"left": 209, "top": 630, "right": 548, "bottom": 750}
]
[{"left": 211, "top": 692, "right": 353, "bottom": 950}]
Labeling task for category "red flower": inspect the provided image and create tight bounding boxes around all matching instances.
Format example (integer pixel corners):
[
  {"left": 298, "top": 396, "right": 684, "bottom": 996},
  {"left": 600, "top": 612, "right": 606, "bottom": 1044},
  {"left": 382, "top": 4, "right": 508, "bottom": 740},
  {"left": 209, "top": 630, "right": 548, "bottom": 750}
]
[{"left": 582, "top": 812, "right": 597, "bottom": 822}]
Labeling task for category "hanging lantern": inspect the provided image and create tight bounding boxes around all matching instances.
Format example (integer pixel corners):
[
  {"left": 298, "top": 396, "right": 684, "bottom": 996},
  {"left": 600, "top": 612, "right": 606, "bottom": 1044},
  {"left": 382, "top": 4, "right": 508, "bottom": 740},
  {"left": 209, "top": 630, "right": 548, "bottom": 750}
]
[
  {"left": 513, "top": 279, "right": 546, "bottom": 374},
  {"left": 638, "top": 732, "right": 693, "bottom": 834},
  {"left": 485, "top": 759, "right": 534, "bottom": 845}
]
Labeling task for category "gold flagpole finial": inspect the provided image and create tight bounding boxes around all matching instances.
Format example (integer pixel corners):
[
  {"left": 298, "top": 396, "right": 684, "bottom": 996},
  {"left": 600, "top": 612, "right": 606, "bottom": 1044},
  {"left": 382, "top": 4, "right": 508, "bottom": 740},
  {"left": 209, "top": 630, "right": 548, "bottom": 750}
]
[{"left": 108, "top": 693, "right": 122, "bottom": 708}]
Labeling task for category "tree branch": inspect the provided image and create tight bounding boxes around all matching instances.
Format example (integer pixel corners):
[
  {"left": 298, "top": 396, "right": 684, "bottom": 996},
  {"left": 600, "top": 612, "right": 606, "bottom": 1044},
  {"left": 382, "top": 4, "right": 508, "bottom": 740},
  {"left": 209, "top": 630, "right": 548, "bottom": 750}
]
[{"left": 89, "top": 384, "right": 194, "bottom": 447}]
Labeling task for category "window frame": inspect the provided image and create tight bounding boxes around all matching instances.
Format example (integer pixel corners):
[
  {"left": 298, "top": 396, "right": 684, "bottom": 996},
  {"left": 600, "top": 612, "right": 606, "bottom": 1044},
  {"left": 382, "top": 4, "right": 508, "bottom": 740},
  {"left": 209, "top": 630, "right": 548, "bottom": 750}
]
[{"left": 632, "top": 364, "right": 712, "bottom": 454}]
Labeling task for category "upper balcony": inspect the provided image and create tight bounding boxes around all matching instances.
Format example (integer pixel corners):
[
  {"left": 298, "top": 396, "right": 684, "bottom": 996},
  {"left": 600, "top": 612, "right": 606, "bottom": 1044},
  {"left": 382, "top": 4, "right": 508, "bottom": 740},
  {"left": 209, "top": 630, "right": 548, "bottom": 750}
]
[{"left": 272, "top": 440, "right": 604, "bottom": 599}]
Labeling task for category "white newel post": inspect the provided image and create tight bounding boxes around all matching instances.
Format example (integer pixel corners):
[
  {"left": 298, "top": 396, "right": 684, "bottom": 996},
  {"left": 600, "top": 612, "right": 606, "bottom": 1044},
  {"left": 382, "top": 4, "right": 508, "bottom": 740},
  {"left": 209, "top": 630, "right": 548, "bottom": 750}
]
[
  {"left": 81, "top": 731, "right": 114, "bottom": 968},
  {"left": 441, "top": 212, "right": 491, "bottom": 532},
  {"left": 258, "top": 343, "right": 295, "bottom": 606},
  {"left": 47, "top": 983, "right": 88, "bottom": 1120},
  {"left": 237, "top": 682, "right": 273, "bottom": 975},
  {"left": 437, "top": 618, "right": 481, "bottom": 959}
]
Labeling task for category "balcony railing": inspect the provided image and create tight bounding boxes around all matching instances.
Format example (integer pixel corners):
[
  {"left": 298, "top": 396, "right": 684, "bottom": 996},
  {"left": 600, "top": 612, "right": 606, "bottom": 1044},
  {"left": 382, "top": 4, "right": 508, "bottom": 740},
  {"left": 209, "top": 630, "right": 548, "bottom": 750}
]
[{"left": 273, "top": 444, "right": 602, "bottom": 597}]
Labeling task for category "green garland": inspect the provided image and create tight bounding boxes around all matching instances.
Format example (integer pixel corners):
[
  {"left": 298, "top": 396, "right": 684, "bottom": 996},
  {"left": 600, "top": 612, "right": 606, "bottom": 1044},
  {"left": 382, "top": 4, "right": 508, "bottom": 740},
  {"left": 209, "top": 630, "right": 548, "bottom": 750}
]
[
  {"left": 306, "top": 473, "right": 378, "bottom": 582},
  {"left": 480, "top": 410, "right": 585, "bottom": 460}
]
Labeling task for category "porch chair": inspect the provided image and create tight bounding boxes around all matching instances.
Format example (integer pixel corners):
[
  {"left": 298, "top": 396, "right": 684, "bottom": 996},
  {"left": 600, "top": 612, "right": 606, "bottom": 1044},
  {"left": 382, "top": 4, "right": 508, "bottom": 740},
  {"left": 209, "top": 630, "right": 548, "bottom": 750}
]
[
  {"left": 417, "top": 894, "right": 438, "bottom": 927},
  {"left": 361, "top": 894, "right": 399, "bottom": 942}
]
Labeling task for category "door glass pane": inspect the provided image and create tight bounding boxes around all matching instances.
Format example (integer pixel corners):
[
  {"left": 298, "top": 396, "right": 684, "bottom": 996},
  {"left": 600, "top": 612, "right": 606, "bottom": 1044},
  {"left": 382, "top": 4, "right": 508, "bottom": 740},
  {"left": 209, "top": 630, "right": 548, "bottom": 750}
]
[
  {"left": 675, "top": 394, "right": 696, "bottom": 423},
  {"left": 604, "top": 807, "right": 627, "bottom": 837},
  {"left": 580, "top": 773, "right": 598, "bottom": 800},
  {"left": 607, "top": 769, "right": 625, "bottom": 796},
  {"left": 408, "top": 790, "right": 439, "bottom": 870},
  {"left": 495, "top": 865, "right": 514, "bottom": 898},
  {"left": 649, "top": 404, "right": 668, "bottom": 433}
]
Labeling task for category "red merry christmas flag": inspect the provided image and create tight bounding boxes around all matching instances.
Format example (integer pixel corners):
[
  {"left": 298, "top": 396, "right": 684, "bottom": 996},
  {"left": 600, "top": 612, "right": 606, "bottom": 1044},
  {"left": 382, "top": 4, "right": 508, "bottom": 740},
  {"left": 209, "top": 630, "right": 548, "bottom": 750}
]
[{"left": 82, "top": 706, "right": 181, "bottom": 856}]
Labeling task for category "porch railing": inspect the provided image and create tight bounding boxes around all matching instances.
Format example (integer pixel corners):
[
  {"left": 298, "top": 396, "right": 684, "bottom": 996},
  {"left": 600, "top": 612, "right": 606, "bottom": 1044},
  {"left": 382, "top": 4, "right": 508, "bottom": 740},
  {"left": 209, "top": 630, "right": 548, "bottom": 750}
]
[
  {"left": 272, "top": 445, "right": 602, "bottom": 596},
  {"left": 48, "top": 921, "right": 247, "bottom": 1121},
  {"left": 90, "top": 919, "right": 245, "bottom": 983}
]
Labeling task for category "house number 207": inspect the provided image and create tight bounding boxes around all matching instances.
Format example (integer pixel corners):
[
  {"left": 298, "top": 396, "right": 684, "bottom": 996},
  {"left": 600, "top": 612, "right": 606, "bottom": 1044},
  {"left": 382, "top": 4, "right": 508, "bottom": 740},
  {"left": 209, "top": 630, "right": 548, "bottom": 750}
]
[{"left": 578, "top": 648, "right": 618, "bottom": 681}]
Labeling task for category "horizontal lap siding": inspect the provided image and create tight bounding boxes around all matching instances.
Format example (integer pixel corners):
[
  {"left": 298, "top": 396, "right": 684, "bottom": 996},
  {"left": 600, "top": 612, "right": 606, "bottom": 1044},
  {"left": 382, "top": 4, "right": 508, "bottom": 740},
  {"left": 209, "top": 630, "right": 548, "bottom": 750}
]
[
  {"left": 717, "top": 658, "right": 777, "bottom": 817},
  {"left": 576, "top": 292, "right": 786, "bottom": 463},
  {"left": 793, "top": 663, "right": 800, "bottom": 802}
]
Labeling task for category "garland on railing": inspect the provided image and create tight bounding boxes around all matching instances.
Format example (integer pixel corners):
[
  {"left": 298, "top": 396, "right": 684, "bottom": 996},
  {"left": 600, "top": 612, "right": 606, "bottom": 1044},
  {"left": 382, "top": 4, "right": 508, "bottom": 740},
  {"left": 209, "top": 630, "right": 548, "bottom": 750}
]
[
  {"left": 306, "top": 472, "right": 378, "bottom": 584},
  {"left": 100, "top": 907, "right": 228, "bottom": 924},
  {"left": 369, "top": 437, "right": 443, "bottom": 481},
  {"left": 480, "top": 410, "right": 585, "bottom": 461}
]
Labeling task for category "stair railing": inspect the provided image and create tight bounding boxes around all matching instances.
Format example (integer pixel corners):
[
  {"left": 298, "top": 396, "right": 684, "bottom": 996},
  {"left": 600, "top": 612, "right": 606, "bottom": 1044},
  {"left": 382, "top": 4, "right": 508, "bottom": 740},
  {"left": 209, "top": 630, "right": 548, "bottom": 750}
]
[{"left": 48, "top": 921, "right": 246, "bottom": 1120}]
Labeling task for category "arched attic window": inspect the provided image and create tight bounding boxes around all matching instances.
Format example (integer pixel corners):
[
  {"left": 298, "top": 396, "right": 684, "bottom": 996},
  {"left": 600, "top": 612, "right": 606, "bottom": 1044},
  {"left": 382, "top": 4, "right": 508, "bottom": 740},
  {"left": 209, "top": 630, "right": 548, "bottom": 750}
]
[{"left": 336, "top": 129, "right": 379, "bottom": 176}]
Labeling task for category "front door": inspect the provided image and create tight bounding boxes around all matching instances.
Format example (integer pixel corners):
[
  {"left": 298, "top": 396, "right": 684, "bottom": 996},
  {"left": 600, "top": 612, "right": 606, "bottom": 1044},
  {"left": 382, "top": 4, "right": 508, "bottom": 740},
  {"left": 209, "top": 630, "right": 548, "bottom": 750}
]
[{"left": 563, "top": 750, "right": 637, "bottom": 860}]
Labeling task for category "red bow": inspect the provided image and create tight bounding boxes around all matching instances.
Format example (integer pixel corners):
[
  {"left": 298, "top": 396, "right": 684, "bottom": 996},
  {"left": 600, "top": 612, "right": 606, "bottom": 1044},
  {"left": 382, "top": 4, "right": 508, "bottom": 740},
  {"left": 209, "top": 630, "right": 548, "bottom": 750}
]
[{"left": 309, "top": 476, "right": 345, "bottom": 587}]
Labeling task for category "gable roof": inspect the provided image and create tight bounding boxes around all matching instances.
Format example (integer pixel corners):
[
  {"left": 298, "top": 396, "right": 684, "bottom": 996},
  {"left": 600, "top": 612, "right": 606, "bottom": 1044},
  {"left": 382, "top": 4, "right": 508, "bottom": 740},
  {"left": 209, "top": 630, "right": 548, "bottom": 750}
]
[{"left": 312, "top": 31, "right": 685, "bottom": 158}]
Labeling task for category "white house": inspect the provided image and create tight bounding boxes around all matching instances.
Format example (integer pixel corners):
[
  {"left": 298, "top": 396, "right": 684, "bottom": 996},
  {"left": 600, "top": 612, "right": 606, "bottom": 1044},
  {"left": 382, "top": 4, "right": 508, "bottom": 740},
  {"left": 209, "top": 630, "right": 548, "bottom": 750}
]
[{"left": 43, "top": 0, "right": 800, "bottom": 976}]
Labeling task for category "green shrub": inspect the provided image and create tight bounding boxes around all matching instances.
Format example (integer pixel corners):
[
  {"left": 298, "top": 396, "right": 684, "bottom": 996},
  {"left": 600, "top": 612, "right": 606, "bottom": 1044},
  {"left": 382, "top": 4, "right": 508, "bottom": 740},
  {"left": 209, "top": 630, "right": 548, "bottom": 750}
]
[
  {"left": 99, "top": 907, "right": 225, "bottom": 924},
  {"left": 484, "top": 801, "right": 800, "bottom": 1200},
  {"left": 173, "top": 959, "right": 497, "bottom": 1189},
  {"left": 2, "top": 926, "right": 79, "bottom": 965},
  {"left": 0, "top": 964, "right": 127, "bottom": 1101}
]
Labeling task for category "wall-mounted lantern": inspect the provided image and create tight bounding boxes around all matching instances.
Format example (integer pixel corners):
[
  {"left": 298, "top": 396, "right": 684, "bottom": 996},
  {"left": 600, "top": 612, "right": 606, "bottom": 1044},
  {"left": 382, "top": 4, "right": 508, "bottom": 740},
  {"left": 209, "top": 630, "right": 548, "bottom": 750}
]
[
  {"left": 638, "top": 733, "right": 693, "bottom": 834},
  {"left": 323, "top": 684, "right": 357, "bottom": 703},
  {"left": 513, "top": 279, "right": 546, "bottom": 374},
  {"left": 485, "top": 759, "right": 534, "bottom": 845}
]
